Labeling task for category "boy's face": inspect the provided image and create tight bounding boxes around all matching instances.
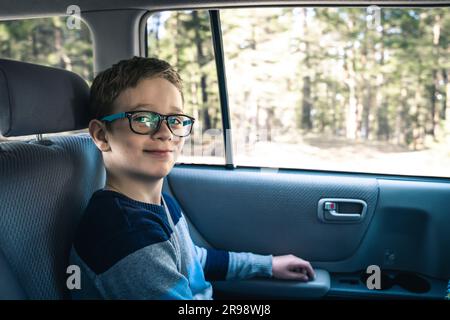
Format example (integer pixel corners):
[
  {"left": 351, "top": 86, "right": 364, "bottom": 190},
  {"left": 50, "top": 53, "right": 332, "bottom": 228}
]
[{"left": 102, "top": 77, "right": 185, "bottom": 181}]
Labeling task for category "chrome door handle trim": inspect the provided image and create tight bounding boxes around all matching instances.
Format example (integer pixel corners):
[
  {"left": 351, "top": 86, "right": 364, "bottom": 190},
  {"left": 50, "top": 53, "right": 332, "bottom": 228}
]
[{"left": 317, "top": 198, "right": 367, "bottom": 223}]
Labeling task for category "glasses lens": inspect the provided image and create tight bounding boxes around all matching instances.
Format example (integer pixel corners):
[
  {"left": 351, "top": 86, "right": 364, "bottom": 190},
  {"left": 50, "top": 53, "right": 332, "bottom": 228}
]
[
  {"left": 130, "top": 112, "right": 160, "bottom": 134},
  {"left": 167, "top": 115, "right": 193, "bottom": 137}
]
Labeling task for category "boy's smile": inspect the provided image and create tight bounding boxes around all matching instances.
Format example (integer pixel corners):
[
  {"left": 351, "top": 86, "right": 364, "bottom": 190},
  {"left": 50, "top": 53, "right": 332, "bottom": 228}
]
[{"left": 143, "top": 150, "right": 173, "bottom": 158}]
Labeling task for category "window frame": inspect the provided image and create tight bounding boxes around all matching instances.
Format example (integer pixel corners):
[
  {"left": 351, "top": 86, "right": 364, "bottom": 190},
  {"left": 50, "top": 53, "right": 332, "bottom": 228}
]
[{"left": 141, "top": 6, "right": 450, "bottom": 181}]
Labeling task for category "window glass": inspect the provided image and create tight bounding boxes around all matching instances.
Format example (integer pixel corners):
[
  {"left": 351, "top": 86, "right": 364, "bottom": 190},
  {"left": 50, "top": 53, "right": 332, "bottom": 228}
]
[
  {"left": 221, "top": 7, "right": 450, "bottom": 177},
  {"left": 147, "top": 11, "right": 225, "bottom": 165}
]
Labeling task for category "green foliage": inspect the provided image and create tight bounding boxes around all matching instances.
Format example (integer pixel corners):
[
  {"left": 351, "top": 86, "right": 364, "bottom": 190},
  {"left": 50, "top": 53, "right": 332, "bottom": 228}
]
[
  {"left": 0, "top": 17, "right": 93, "bottom": 83},
  {"left": 146, "top": 7, "right": 449, "bottom": 150},
  {"left": 147, "top": 11, "right": 221, "bottom": 134}
]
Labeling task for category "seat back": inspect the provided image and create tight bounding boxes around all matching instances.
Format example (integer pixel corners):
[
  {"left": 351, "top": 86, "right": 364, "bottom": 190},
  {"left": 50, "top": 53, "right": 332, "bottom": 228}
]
[{"left": 0, "top": 59, "right": 105, "bottom": 299}]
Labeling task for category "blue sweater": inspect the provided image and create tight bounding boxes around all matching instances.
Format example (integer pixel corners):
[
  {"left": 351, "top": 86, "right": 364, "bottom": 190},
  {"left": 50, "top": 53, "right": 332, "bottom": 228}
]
[{"left": 70, "top": 189, "right": 273, "bottom": 299}]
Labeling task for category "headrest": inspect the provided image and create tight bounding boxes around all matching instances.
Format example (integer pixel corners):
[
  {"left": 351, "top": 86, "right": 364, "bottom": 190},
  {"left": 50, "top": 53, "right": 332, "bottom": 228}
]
[{"left": 0, "top": 59, "right": 90, "bottom": 137}]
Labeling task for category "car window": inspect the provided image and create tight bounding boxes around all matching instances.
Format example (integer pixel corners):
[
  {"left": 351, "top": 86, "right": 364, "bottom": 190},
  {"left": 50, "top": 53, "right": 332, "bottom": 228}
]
[
  {"left": 148, "top": 7, "right": 450, "bottom": 177},
  {"left": 221, "top": 7, "right": 450, "bottom": 177},
  {"left": 147, "top": 11, "right": 225, "bottom": 165},
  {"left": 0, "top": 16, "right": 93, "bottom": 142}
]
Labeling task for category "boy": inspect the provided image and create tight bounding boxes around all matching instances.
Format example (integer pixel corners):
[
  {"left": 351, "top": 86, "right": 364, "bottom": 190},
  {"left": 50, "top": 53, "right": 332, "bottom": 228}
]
[{"left": 70, "top": 56, "right": 315, "bottom": 299}]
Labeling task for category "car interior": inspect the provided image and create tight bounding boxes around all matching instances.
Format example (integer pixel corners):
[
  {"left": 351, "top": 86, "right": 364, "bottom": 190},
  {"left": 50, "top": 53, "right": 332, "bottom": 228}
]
[{"left": 0, "top": 0, "right": 449, "bottom": 300}]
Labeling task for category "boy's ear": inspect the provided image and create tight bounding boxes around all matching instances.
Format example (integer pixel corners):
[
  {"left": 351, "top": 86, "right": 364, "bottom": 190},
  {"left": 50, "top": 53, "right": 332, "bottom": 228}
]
[{"left": 88, "top": 119, "right": 111, "bottom": 152}]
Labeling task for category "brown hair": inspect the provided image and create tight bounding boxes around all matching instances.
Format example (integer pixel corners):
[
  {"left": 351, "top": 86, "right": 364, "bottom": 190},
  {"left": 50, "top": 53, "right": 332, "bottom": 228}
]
[{"left": 89, "top": 56, "right": 183, "bottom": 120}]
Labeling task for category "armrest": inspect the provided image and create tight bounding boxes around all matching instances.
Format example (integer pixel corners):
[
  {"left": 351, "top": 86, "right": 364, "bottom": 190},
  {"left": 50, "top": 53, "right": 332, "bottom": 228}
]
[{"left": 212, "top": 269, "right": 330, "bottom": 299}]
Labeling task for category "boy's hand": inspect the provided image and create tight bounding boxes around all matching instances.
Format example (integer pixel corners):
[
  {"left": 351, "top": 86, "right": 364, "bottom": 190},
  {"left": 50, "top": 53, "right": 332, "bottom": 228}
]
[{"left": 272, "top": 254, "right": 315, "bottom": 281}]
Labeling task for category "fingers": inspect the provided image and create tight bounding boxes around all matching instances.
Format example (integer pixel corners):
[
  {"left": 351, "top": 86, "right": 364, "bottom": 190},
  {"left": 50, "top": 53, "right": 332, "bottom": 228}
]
[
  {"left": 272, "top": 254, "right": 316, "bottom": 282},
  {"left": 303, "top": 262, "right": 315, "bottom": 280},
  {"left": 286, "top": 269, "right": 309, "bottom": 281},
  {"left": 290, "top": 259, "right": 315, "bottom": 281}
]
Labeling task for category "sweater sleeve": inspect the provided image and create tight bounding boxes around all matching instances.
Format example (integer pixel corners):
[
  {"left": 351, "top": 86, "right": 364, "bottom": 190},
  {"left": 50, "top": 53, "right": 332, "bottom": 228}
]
[
  {"left": 226, "top": 251, "right": 273, "bottom": 280},
  {"left": 194, "top": 245, "right": 272, "bottom": 281},
  {"left": 98, "top": 239, "right": 194, "bottom": 300}
]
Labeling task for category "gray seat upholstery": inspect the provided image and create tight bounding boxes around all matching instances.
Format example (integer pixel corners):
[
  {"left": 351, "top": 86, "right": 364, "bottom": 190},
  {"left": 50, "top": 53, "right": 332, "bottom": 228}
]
[{"left": 0, "top": 59, "right": 105, "bottom": 299}]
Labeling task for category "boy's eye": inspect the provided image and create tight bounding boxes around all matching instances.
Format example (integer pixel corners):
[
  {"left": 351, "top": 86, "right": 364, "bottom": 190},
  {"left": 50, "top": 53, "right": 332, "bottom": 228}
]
[
  {"left": 132, "top": 115, "right": 159, "bottom": 130},
  {"left": 168, "top": 117, "right": 182, "bottom": 126},
  {"left": 135, "top": 116, "right": 149, "bottom": 123},
  {"left": 135, "top": 116, "right": 153, "bottom": 126}
]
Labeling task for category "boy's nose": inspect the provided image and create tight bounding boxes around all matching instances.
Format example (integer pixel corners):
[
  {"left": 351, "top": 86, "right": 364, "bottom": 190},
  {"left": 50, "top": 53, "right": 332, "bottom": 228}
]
[{"left": 152, "top": 119, "right": 173, "bottom": 141}]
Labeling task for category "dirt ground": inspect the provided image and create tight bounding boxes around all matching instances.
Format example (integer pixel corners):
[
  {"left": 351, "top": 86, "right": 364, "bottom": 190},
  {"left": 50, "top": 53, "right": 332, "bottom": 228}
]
[{"left": 180, "top": 133, "right": 450, "bottom": 178}]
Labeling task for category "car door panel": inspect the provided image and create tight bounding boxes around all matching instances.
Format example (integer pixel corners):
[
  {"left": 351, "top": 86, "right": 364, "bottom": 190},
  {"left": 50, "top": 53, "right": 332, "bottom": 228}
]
[
  {"left": 165, "top": 165, "right": 450, "bottom": 299},
  {"left": 168, "top": 166, "right": 379, "bottom": 262}
]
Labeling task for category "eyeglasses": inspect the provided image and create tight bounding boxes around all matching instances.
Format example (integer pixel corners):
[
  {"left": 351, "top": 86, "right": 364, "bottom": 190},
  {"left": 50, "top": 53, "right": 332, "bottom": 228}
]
[{"left": 100, "top": 111, "right": 195, "bottom": 137}]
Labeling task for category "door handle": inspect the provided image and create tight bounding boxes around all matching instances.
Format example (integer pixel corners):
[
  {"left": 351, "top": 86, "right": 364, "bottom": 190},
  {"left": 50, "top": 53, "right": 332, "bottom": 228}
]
[{"left": 317, "top": 198, "right": 367, "bottom": 223}]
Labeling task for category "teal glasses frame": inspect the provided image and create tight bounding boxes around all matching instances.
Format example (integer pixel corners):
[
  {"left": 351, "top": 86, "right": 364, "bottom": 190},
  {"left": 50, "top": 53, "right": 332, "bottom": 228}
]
[{"left": 100, "top": 111, "right": 195, "bottom": 137}]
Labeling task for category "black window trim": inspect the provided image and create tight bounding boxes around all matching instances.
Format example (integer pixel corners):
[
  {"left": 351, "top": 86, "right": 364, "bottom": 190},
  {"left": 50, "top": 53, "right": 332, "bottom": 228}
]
[{"left": 209, "top": 9, "right": 235, "bottom": 169}]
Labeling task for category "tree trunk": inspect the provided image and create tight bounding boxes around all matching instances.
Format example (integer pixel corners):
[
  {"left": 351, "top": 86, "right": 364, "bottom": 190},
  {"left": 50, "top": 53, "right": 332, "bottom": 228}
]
[
  {"left": 301, "top": 74, "right": 312, "bottom": 130},
  {"left": 343, "top": 16, "right": 358, "bottom": 140},
  {"left": 300, "top": 9, "right": 312, "bottom": 131},
  {"left": 192, "top": 11, "right": 211, "bottom": 131},
  {"left": 429, "top": 14, "right": 441, "bottom": 137},
  {"left": 344, "top": 48, "right": 358, "bottom": 140},
  {"left": 54, "top": 27, "right": 72, "bottom": 71},
  {"left": 441, "top": 69, "right": 447, "bottom": 120},
  {"left": 429, "top": 69, "right": 438, "bottom": 136}
]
